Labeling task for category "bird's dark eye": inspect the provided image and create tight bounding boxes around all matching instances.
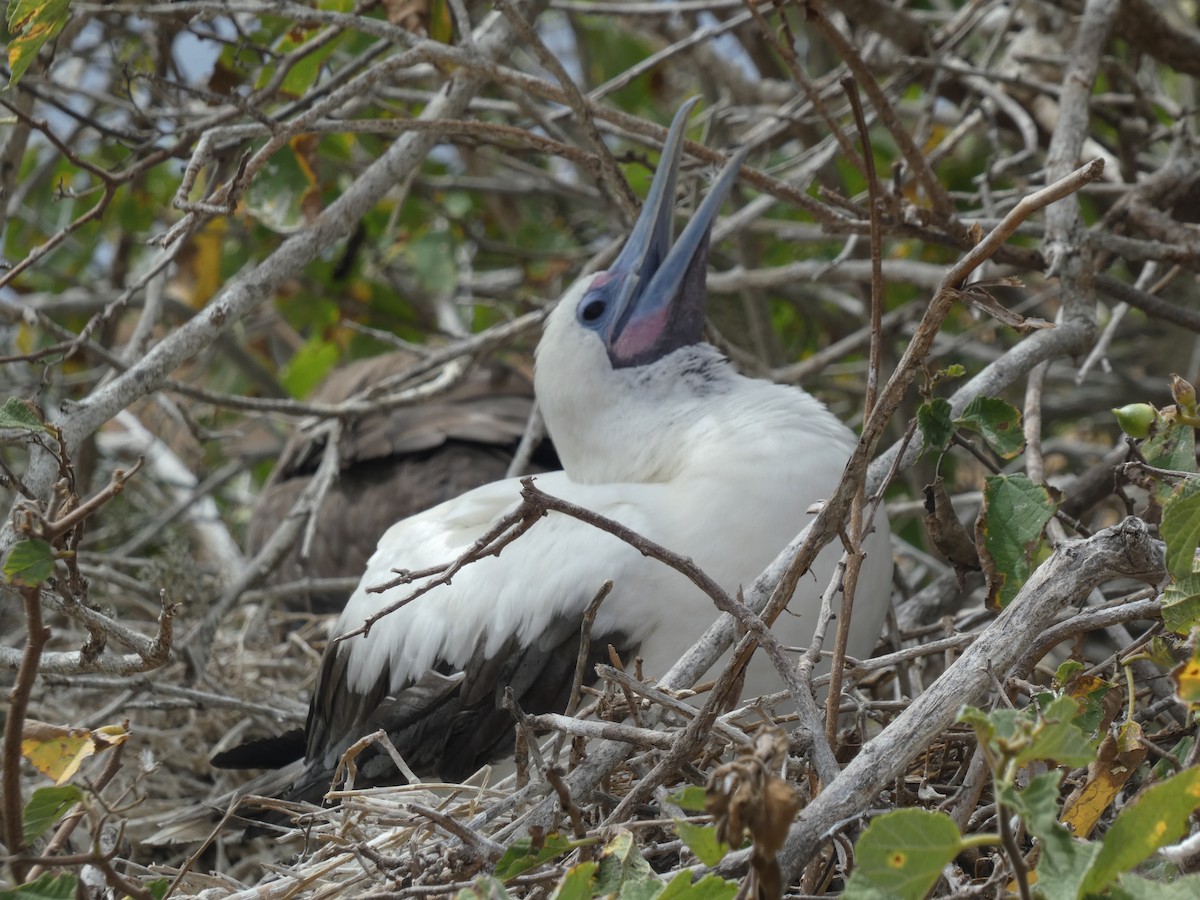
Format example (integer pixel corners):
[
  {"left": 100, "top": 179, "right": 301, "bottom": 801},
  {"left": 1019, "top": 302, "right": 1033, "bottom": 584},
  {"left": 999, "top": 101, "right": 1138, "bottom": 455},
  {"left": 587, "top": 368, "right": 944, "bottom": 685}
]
[{"left": 580, "top": 299, "right": 606, "bottom": 322}]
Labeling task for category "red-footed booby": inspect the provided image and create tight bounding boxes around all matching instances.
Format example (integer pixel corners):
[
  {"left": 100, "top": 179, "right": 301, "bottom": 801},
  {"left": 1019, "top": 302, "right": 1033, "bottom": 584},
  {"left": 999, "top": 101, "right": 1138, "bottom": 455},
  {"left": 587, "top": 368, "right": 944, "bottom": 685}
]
[{"left": 224, "top": 103, "right": 892, "bottom": 801}]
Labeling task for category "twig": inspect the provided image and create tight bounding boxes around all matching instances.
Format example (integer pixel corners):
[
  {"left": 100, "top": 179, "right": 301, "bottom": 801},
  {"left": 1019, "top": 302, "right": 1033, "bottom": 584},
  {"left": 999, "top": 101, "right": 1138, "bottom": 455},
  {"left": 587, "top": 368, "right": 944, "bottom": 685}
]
[
  {"left": 522, "top": 713, "right": 675, "bottom": 750},
  {"left": 999, "top": 801, "right": 1033, "bottom": 900},
  {"left": 824, "top": 76, "right": 884, "bottom": 748},
  {"left": 30, "top": 458, "right": 144, "bottom": 543},
  {"left": 403, "top": 801, "right": 505, "bottom": 860},
  {"left": 493, "top": 0, "right": 639, "bottom": 221},
  {"left": 2, "top": 586, "right": 50, "bottom": 882}
]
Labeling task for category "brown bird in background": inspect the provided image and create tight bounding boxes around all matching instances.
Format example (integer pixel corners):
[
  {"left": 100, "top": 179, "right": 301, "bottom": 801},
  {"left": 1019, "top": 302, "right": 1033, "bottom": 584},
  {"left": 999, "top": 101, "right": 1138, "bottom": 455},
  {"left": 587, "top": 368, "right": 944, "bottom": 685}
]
[{"left": 245, "top": 350, "right": 557, "bottom": 614}]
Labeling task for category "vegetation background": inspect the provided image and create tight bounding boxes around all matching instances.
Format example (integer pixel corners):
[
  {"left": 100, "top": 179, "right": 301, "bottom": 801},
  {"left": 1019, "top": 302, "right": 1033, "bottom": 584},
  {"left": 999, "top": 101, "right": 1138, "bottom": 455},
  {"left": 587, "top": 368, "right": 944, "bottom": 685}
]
[{"left": 2, "top": 0, "right": 1200, "bottom": 897}]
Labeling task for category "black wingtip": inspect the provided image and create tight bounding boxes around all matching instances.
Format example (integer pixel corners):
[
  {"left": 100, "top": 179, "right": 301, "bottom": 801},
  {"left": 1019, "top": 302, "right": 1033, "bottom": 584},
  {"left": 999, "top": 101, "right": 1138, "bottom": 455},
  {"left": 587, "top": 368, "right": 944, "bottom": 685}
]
[{"left": 211, "top": 728, "right": 307, "bottom": 770}]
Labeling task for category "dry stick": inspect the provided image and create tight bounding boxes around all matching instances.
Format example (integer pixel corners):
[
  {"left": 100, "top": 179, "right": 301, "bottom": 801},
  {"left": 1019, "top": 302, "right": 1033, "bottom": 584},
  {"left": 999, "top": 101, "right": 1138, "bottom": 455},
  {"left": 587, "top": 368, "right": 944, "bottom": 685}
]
[
  {"left": 602, "top": 623, "right": 789, "bottom": 825},
  {"left": 1094, "top": 275, "right": 1200, "bottom": 334},
  {"left": 41, "top": 590, "right": 175, "bottom": 672},
  {"left": 31, "top": 458, "right": 144, "bottom": 542},
  {"left": 406, "top": 802, "right": 506, "bottom": 861},
  {"left": 755, "top": 157, "right": 1103, "bottom": 681},
  {"left": 793, "top": 560, "right": 852, "bottom": 786},
  {"left": 823, "top": 77, "right": 884, "bottom": 749},
  {"left": 547, "top": 580, "right": 613, "bottom": 766},
  {"left": 598, "top": 665, "right": 750, "bottom": 748},
  {"left": 773, "top": 304, "right": 918, "bottom": 384},
  {"left": 2, "top": 586, "right": 49, "bottom": 883},
  {"left": 185, "top": 420, "right": 344, "bottom": 669},
  {"left": 160, "top": 308, "right": 546, "bottom": 418},
  {"left": 805, "top": 0, "right": 965, "bottom": 235},
  {"left": 334, "top": 497, "right": 546, "bottom": 643},
  {"left": 1042, "top": 0, "right": 1119, "bottom": 318},
  {"left": 564, "top": 583, "right": 614, "bottom": 719},
  {"left": 740, "top": 0, "right": 865, "bottom": 175},
  {"left": 1013, "top": 595, "right": 1161, "bottom": 680},
  {"left": 505, "top": 403, "right": 547, "bottom": 479},
  {"left": 493, "top": 0, "right": 639, "bottom": 222},
  {"left": 517, "top": 480, "right": 821, "bottom": 722},
  {"left": 523, "top": 714, "right": 676, "bottom": 750},
  {"left": 763, "top": 517, "right": 1165, "bottom": 884}
]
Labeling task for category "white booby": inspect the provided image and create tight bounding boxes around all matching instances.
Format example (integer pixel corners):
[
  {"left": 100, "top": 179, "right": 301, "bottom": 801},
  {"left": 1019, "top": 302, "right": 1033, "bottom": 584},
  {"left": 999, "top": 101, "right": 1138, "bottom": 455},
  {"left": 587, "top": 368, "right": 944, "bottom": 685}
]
[{"left": 253, "top": 104, "right": 892, "bottom": 801}]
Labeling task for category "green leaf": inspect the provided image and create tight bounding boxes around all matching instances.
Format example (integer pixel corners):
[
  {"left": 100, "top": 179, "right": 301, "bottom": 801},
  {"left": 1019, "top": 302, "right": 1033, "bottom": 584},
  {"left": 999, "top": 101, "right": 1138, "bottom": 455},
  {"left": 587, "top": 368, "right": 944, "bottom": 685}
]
[
  {"left": 0, "top": 872, "right": 77, "bottom": 899},
  {"left": 1001, "top": 770, "right": 1063, "bottom": 838},
  {"left": 656, "top": 871, "right": 739, "bottom": 900},
  {"left": 974, "top": 473, "right": 1059, "bottom": 608},
  {"left": 281, "top": 337, "right": 340, "bottom": 399},
  {"left": 1160, "top": 571, "right": 1200, "bottom": 634},
  {"left": 1141, "top": 412, "right": 1197, "bottom": 503},
  {"left": 916, "top": 397, "right": 954, "bottom": 454},
  {"left": 6, "top": 0, "right": 72, "bottom": 86},
  {"left": 1013, "top": 695, "right": 1095, "bottom": 769},
  {"left": 592, "top": 830, "right": 658, "bottom": 899},
  {"left": 955, "top": 395, "right": 1024, "bottom": 459},
  {"left": 444, "top": 190, "right": 474, "bottom": 218},
  {"left": 1033, "top": 827, "right": 1101, "bottom": 900},
  {"left": 675, "top": 820, "right": 730, "bottom": 866},
  {"left": 549, "top": 862, "right": 598, "bottom": 900},
  {"left": 495, "top": 833, "right": 594, "bottom": 881},
  {"left": 407, "top": 231, "right": 458, "bottom": 296},
  {"left": 279, "top": 30, "right": 345, "bottom": 96},
  {"left": 1151, "top": 736, "right": 1194, "bottom": 780},
  {"left": 146, "top": 878, "right": 170, "bottom": 900},
  {"left": 667, "top": 785, "right": 709, "bottom": 813},
  {"left": 0, "top": 397, "right": 50, "bottom": 433},
  {"left": 1161, "top": 477, "right": 1200, "bottom": 580},
  {"left": 1110, "top": 872, "right": 1200, "bottom": 900},
  {"left": 1054, "top": 660, "right": 1085, "bottom": 685},
  {"left": 960, "top": 697, "right": 1093, "bottom": 773},
  {"left": 843, "top": 808, "right": 962, "bottom": 900},
  {"left": 22, "top": 784, "right": 83, "bottom": 844},
  {"left": 1082, "top": 766, "right": 1200, "bottom": 894},
  {"left": 244, "top": 143, "right": 317, "bottom": 233},
  {"left": 1069, "top": 679, "right": 1114, "bottom": 736},
  {"left": 995, "top": 771, "right": 1098, "bottom": 900},
  {"left": 4, "top": 539, "right": 56, "bottom": 587}
]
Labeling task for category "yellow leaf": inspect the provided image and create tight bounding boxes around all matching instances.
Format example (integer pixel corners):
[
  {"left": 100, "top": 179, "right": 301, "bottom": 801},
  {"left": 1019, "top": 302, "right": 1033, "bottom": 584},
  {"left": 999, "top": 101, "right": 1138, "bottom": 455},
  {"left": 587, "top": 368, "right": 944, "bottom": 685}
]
[
  {"left": 1172, "top": 645, "right": 1200, "bottom": 711},
  {"left": 21, "top": 720, "right": 129, "bottom": 785},
  {"left": 16, "top": 322, "right": 36, "bottom": 354},
  {"left": 1061, "top": 723, "right": 1148, "bottom": 839},
  {"left": 169, "top": 218, "right": 227, "bottom": 308}
]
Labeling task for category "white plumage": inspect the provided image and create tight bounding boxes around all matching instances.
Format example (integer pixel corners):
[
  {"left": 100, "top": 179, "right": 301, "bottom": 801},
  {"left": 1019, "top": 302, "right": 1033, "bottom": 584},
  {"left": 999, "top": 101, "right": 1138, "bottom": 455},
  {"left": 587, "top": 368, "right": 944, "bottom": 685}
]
[{"left": 286, "top": 104, "right": 892, "bottom": 799}]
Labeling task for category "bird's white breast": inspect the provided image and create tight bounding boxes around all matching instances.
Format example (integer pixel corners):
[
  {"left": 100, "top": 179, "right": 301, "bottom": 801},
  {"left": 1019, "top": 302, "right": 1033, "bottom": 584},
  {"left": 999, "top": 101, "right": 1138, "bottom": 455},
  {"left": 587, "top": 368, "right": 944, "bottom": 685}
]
[{"left": 335, "top": 374, "right": 891, "bottom": 703}]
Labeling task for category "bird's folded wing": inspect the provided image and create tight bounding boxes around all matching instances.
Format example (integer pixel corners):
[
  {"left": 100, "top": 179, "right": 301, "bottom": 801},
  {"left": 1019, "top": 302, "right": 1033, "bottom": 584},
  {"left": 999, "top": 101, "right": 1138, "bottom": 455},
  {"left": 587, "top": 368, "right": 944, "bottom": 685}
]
[{"left": 297, "top": 604, "right": 635, "bottom": 798}]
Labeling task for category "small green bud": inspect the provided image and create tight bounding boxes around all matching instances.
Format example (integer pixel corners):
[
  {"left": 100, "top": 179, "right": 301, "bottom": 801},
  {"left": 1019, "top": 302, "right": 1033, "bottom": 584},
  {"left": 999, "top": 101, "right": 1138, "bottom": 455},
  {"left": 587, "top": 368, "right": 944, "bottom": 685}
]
[{"left": 1112, "top": 403, "right": 1157, "bottom": 439}]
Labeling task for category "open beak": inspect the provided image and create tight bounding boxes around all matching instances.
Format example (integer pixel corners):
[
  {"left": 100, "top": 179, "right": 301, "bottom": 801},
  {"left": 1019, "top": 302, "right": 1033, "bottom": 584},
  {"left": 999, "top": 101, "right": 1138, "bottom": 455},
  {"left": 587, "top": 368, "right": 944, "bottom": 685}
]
[{"left": 592, "top": 101, "right": 749, "bottom": 368}]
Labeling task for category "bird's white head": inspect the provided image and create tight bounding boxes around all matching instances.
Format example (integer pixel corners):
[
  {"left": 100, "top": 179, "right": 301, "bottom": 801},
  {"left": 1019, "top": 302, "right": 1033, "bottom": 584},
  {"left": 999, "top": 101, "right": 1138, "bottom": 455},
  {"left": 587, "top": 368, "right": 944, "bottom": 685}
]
[{"left": 536, "top": 103, "right": 750, "bottom": 484}]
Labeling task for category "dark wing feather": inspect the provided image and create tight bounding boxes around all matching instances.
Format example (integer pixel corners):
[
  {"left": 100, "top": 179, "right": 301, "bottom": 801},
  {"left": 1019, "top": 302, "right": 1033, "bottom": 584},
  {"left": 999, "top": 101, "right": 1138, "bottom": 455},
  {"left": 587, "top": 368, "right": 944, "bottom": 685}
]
[
  {"left": 245, "top": 353, "right": 556, "bottom": 613},
  {"left": 288, "top": 616, "right": 637, "bottom": 801},
  {"left": 245, "top": 445, "right": 519, "bottom": 612},
  {"left": 209, "top": 729, "right": 306, "bottom": 769}
]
